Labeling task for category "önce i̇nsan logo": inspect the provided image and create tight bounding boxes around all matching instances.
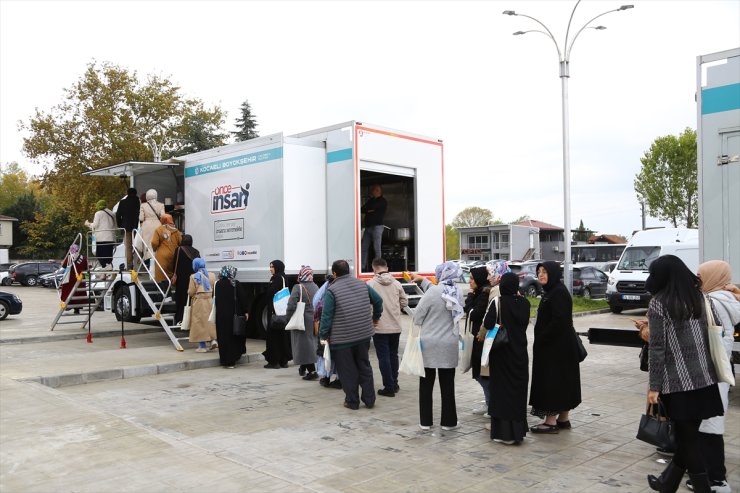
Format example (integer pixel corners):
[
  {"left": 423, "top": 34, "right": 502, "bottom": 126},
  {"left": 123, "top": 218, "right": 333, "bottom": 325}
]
[{"left": 211, "top": 183, "right": 250, "bottom": 214}]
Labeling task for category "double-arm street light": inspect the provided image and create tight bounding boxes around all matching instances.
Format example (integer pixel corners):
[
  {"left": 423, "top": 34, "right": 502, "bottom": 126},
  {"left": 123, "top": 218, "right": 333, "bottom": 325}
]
[{"left": 504, "top": 1, "right": 633, "bottom": 294}]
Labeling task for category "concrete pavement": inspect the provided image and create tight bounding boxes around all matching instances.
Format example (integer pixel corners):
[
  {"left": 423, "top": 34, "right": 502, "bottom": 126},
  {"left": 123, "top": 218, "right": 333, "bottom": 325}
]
[{"left": 0, "top": 284, "right": 737, "bottom": 492}]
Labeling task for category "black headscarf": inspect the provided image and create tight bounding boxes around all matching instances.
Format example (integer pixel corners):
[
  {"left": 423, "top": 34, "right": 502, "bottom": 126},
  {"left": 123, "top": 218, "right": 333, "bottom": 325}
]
[
  {"left": 499, "top": 272, "right": 530, "bottom": 328},
  {"left": 499, "top": 271, "right": 519, "bottom": 296},
  {"left": 470, "top": 266, "right": 489, "bottom": 293},
  {"left": 270, "top": 259, "right": 285, "bottom": 277},
  {"left": 268, "top": 259, "right": 288, "bottom": 305},
  {"left": 536, "top": 261, "right": 562, "bottom": 292}
]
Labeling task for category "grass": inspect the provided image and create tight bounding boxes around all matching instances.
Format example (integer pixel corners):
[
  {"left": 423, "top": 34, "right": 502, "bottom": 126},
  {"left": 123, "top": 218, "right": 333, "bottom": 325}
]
[{"left": 526, "top": 296, "right": 609, "bottom": 319}]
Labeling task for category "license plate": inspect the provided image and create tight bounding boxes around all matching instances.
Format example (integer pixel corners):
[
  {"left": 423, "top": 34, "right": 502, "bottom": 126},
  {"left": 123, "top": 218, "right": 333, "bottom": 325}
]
[{"left": 622, "top": 295, "right": 640, "bottom": 301}]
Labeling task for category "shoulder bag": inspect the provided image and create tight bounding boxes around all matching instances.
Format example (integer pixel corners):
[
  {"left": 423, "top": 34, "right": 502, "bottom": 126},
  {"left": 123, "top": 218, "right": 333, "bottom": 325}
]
[
  {"left": 232, "top": 280, "right": 247, "bottom": 336},
  {"left": 457, "top": 315, "right": 475, "bottom": 374},
  {"left": 481, "top": 297, "right": 509, "bottom": 367},
  {"left": 286, "top": 285, "right": 307, "bottom": 331},
  {"left": 208, "top": 283, "right": 217, "bottom": 323},
  {"left": 705, "top": 295, "right": 735, "bottom": 386},
  {"left": 181, "top": 295, "right": 191, "bottom": 331},
  {"left": 272, "top": 276, "right": 290, "bottom": 316},
  {"left": 574, "top": 330, "right": 588, "bottom": 363}
]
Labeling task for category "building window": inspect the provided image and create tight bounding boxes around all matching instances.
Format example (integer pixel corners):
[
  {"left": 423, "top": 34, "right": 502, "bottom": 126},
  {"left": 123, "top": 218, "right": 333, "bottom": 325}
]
[{"left": 467, "top": 235, "right": 489, "bottom": 249}]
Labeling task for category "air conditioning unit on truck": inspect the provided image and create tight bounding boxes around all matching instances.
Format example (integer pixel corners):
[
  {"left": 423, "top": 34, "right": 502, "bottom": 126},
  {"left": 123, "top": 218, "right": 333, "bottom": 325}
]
[{"left": 87, "top": 121, "right": 445, "bottom": 345}]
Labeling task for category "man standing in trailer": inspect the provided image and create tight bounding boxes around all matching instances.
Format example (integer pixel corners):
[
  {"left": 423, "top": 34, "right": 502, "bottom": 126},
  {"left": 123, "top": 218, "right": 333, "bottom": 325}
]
[{"left": 361, "top": 184, "right": 387, "bottom": 271}]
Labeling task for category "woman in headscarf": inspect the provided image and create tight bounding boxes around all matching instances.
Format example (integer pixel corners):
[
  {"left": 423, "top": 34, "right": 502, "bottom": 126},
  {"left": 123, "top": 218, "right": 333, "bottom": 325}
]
[
  {"left": 464, "top": 265, "right": 492, "bottom": 416},
  {"left": 84, "top": 199, "right": 116, "bottom": 270},
  {"left": 286, "top": 265, "right": 319, "bottom": 380},
  {"left": 644, "top": 255, "right": 723, "bottom": 493},
  {"left": 683, "top": 261, "right": 738, "bottom": 492},
  {"left": 528, "top": 260, "right": 581, "bottom": 434},
  {"left": 410, "top": 261, "right": 464, "bottom": 431},
  {"left": 172, "top": 235, "right": 200, "bottom": 325},
  {"left": 214, "top": 265, "right": 251, "bottom": 368},
  {"left": 151, "top": 214, "right": 182, "bottom": 283},
  {"left": 187, "top": 258, "right": 217, "bottom": 352},
  {"left": 138, "top": 188, "right": 165, "bottom": 263},
  {"left": 60, "top": 244, "right": 88, "bottom": 315},
  {"left": 485, "top": 272, "right": 531, "bottom": 445},
  {"left": 264, "top": 259, "right": 291, "bottom": 369}
]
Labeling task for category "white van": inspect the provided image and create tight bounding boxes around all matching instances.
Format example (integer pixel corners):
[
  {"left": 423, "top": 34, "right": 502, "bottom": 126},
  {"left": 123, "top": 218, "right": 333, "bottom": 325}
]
[{"left": 606, "top": 228, "right": 699, "bottom": 313}]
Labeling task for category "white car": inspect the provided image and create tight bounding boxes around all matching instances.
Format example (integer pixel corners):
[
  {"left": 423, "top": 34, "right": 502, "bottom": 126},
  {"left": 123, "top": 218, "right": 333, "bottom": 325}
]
[{"left": 0, "top": 270, "right": 11, "bottom": 286}]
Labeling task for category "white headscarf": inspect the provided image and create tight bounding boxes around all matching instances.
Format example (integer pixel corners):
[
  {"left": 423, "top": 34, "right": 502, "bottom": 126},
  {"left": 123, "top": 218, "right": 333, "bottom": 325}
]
[{"left": 434, "top": 261, "right": 464, "bottom": 324}]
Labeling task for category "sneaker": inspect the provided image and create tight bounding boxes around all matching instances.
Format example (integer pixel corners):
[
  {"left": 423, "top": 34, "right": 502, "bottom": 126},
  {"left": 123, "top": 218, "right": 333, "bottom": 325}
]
[
  {"left": 195, "top": 347, "right": 208, "bottom": 353},
  {"left": 319, "top": 377, "right": 330, "bottom": 387},
  {"left": 394, "top": 384, "right": 400, "bottom": 393},
  {"left": 377, "top": 388, "right": 395, "bottom": 397},
  {"left": 686, "top": 479, "right": 730, "bottom": 493},
  {"left": 419, "top": 424, "right": 431, "bottom": 431},
  {"left": 210, "top": 340, "right": 218, "bottom": 350},
  {"left": 329, "top": 379, "right": 342, "bottom": 389},
  {"left": 493, "top": 438, "right": 516, "bottom": 445},
  {"left": 302, "top": 372, "right": 319, "bottom": 381},
  {"left": 471, "top": 404, "right": 488, "bottom": 415},
  {"left": 263, "top": 363, "right": 281, "bottom": 369},
  {"left": 441, "top": 423, "right": 461, "bottom": 431}
]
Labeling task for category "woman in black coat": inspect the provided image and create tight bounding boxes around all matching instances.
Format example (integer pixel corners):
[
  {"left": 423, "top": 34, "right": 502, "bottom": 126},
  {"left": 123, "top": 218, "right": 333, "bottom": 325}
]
[
  {"left": 214, "top": 265, "right": 251, "bottom": 368},
  {"left": 263, "top": 259, "right": 291, "bottom": 369},
  {"left": 486, "top": 272, "right": 531, "bottom": 444},
  {"left": 464, "top": 266, "right": 492, "bottom": 415},
  {"left": 172, "top": 235, "right": 200, "bottom": 325},
  {"left": 528, "top": 260, "right": 582, "bottom": 433}
]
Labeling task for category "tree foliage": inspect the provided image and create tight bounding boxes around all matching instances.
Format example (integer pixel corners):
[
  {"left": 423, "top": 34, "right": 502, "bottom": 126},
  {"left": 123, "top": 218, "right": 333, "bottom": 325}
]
[
  {"left": 19, "top": 195, "right": 79, "bottom": 258},
  {"left": 0, "top": 162, "right": 40, "bottom": 212},
  {"left": 445, "top": 224, "right": 460, "bottom": 260},
  {"left": 634, "top": 128, "right": 698, "bottom": 228},
  {"left": 21, "top": 61, "right": 227, "bottom": 229},
  {"left": 232, "top": 99, "right": 259, "bottom": 141},
  {"left": 511, "top": 214, "right": 531, "bottom": 224},
  {"left": 572, "top": 219, "right": 592, "bottom": 242},
  {"left": 451, "top": 207, "right": 494, "bottom": 228}
]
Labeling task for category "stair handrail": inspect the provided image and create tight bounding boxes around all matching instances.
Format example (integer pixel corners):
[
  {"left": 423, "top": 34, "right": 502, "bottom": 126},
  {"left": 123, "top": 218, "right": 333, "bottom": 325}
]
[{"left": 130, "top": 228, "right": 173, "bottom": 307}]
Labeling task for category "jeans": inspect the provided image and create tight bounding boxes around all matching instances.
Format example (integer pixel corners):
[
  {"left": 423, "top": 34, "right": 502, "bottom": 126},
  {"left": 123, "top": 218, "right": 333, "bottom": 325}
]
[
  {"left": 419, "top": 367, "right": 457, "bottom": 427},
  {"left": 476, "top": 375, "right": 490, "bottom": 407},
  {"left": 361, "top": 225, "right": 384, "bottom": 270},
  {"left": 373, "top": 333, "right": 400, "bottom": 391}
]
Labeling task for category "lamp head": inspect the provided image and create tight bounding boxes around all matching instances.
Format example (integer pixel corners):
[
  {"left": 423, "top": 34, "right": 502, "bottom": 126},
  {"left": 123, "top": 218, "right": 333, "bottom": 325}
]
[
  {"left": 502, "top": 10, "right": 516, "bottom": 16},
  {"left": 618, "top": 5, "right": 634, "bottom": 10},
  {"left": 594, "top": 25, "right": 607, "bottom": 30},
  {"left": 513, "top": 31, "right": 526, "bottom": 35}
]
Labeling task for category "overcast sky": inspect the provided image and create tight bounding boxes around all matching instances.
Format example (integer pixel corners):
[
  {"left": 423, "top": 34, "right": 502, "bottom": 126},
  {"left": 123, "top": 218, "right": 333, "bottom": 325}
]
[{"left": 1, "top": 0, "right": 739, "bottom": 238}]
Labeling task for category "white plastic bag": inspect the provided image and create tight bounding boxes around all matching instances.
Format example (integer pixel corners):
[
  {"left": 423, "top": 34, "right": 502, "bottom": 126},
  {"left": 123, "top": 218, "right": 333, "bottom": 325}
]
[
  {"left": 286, "top": 286, "right": 306, "bottom": 331},
  {"left": 273, "top": 277, "right": 290, "bottom": 316},
  {"left": 458, "top": 317, "right": 474, "bottom": 373},
  {"left": 323, "top": 342, "right": 332, "bottom": 371},
  {"left": 400, "top": 320, "right": 425, "bottom": 377},
  {"left": 208, "top": 295, "right": 216, "bottom": 323},
  {"left": 181, "top": 296, "right": 192, "bottom": 331}
]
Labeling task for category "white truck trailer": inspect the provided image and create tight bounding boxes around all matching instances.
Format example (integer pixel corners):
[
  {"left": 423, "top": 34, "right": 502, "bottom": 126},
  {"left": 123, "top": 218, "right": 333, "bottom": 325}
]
[{"left": 87, "top": 121, "right": 445, "bottom": 343}]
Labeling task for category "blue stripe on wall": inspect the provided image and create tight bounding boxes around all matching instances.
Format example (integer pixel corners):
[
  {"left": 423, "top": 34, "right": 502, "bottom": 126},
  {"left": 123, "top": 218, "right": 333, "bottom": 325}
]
[
  {"left": 702, "top": 83, "right": 740, "bottom": 115},
  {"left": 185, "top": 147, "right": 283, "bottom": 178},
  {"left": 327, "top": 148, "right": 353, "bottom": 163}
]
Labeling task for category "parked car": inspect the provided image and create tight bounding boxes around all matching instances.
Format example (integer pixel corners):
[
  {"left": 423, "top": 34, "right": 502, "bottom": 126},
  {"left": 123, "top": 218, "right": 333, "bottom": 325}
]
[
  {"left": 0, "top": 291, "right": 23, "bottom": 320},
  {"left": 0, "top": 270, "right": 13, "bottom": 286},
  {"left": 601, "top": 260, "right": 618, "bottom": 273},
  {"left": 39, "top": 267, "right": 65, "bottom": 289},
  {"left": 0, "top": 263, "right": 14, "bottom": 272},
  {"left": 571, "top": 266, "right": 609, "bottom": 299},
  {"left": 8, "top": 261, "right": 62, "bottom": 287},
  {"left": 509, "top": 261, "right": 543, "bottom": 297}
]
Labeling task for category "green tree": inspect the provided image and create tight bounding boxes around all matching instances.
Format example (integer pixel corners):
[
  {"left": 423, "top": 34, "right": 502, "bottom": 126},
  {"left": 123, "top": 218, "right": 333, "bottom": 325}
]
[
  {"left": 634, "top": 128, "right": 698, "bottom": 228},
  {"left": 445, "top": 224, "right": 460, "bottom": 260},
  {"left": 20, "top": 195, "right": 78, "bottom": 258},
  {"left": 2, "top": 193, "right": 41, "bottom": 257},
  {"left": 451, "top": 207, "right": 494, "bottom": 228},
  {"left": 573, "top": 219, "right": 592, "bottom": 242},
  {"left": 21, "top": 60, "right": 227, "bottom": 227},
  {"left": 232, "top": 99, "right": 259, "bottom": 141},
  {"left": 0, "top": 162, "right": 40, "bottom": 212},
  {"left": 511, "top": 214, "right": 531, "bottom": 224},
  {"left": 176, "top": 102, "right": 229, "bottom": 155}
]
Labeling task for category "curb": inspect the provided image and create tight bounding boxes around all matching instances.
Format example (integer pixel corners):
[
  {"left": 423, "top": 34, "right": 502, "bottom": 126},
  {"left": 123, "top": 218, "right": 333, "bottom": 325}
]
[
  {"left": 17, "top": 352, "right": 266, "bottom": 389},
  {"left": 573, "top": 308, "right": 612, "bottom": 318},
  {"left": 0, "top": 326, "right": 162, "bottom": 345}
]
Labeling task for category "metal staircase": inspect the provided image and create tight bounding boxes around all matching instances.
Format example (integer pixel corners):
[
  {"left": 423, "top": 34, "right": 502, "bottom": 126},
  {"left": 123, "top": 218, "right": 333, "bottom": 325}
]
[{"left": 522, "top": 248, "right": 536, "bottom": 261}]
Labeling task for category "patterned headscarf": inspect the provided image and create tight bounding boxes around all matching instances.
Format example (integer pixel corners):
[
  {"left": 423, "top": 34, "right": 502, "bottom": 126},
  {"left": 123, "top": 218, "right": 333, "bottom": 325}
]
[
  {"left": 220, "top": 265, "right": 237, "bottom": 280},
  {"left": 69, "top": 244, "right": 79, "bottom": 254},
  {"left": 486, "top": 260, "right": 511, "bottom": 285},
  {"left": 192, "top": 258, "right": 210, "bottom": 290},
  {"left": 434, "top": 261, "right": 464, "bottom": 324},
  {"left": 298, "top": 265, "right": 313, "bottom": 282}
]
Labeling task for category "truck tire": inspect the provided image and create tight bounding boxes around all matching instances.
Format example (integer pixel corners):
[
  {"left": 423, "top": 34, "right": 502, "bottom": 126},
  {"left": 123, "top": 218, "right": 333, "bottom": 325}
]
[
  {"left": 114, "top": 285, "right": 141, "bottom": 323},
  {"left": 249, "top": 295, "right": 269, "bottom": 340},
  {"left": 609, "top": 305, "right": 623, "bottom": 314}
]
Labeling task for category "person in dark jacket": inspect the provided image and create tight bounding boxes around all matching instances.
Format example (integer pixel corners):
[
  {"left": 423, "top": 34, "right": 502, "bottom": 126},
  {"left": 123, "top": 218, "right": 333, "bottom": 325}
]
[
  {"left": 360, "top": 185, "right": 387, "bottom": 271},
  {"left": 264, "top": 260, "right": 291, "bottom": 369},
  {"left": 485, "top": 272, "right": 530, "bottom": 445},
  {"left": 319, "top": 259, "right": 383, "bottom": 410},
  {"left": 464, "top": 266, "right": 492, "bottom": 415},
  {"left": 115, "top": 187, "right": 140, "bottom": 270},
  {"left": 644, "top": 255, "right": 723, "bottom": 493},
  {"left": 528, "top": 260, "right": 581, "bottom": 434},
  {"left": 172, "top": 235, "right": 200, "bottom": 325},
  {"left": 214, "top": 265, "right": 251, "bottom": 368}
]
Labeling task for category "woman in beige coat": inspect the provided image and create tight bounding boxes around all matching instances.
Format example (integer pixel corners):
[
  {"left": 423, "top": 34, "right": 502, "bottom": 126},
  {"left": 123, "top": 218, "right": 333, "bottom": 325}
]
[
  {"left": 188, "top": 257, "right": 217, "bottom": 352},
  {"left": 151, "top": 214, "right": 182, "bottom": 283},
  {"left": 139, "top": 189, "right": 165, "bottom": 261}
]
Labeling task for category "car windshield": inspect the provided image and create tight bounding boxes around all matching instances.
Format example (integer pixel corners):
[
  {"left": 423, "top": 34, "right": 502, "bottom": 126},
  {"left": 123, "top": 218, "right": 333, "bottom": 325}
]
[{"left": 617, "top": 246, "right": 660, "bottom": 271}]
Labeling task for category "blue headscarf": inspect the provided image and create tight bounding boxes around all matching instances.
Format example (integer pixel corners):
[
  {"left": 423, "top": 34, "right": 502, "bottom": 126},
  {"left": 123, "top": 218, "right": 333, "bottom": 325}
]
[
  {"left": 192, "top": 258, "right": 210, "bottom": 290},
  {"left": 434, "top": 261, "right": 464, "bottom": 325}
]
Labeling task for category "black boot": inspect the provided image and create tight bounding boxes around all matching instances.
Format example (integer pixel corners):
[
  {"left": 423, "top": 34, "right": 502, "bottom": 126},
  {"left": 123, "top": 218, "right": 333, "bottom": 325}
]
[
  {"left": 647, "top": 462, "right": 685, "bottom": 492},
  {"left": 686, "top": 473, "right": 711, "bottom": 493}
]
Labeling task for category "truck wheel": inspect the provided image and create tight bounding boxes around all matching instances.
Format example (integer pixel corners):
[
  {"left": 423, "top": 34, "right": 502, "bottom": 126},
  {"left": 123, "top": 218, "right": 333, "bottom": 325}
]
[
  {"left": 114, "top": 285, "right": 141, "bottom": 323},
  {"left": 609, "top": 305, "right": 623, "bottom": 314},
  {"left": 0, "top": 300, "right": 8, "bottom": 320},
  {"left": 525, "top": 285, "right": 538, "bottom": 298},
  {"left": 250, "top": 295, "right": 269, "bottom": 340}
]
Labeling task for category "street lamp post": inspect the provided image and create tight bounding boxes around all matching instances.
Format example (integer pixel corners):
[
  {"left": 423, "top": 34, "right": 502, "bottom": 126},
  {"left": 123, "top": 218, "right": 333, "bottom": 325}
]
[{"left": 504, "top": 1, "right": 633, "bottom": 294}]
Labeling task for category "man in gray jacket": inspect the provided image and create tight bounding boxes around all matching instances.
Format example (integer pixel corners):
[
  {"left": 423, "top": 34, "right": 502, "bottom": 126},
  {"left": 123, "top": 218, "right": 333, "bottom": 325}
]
[
  {"left": 367, "top": 258, "right": 408, "bottom": 397},
  {"left": 319, "top": 260, "right": 383, "bottom": 410}
]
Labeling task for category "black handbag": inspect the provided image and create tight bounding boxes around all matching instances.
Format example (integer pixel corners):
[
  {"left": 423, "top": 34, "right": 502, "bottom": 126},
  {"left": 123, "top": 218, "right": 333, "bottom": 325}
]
[
  {"left": 574, "top": 330, "right": 587, "bottom": 362},
  {"left": 636, "top": 401, "right": 675, "bottom": 451},
  {"left": 231, "top": 280, "right": 247, "bottom": 336}
]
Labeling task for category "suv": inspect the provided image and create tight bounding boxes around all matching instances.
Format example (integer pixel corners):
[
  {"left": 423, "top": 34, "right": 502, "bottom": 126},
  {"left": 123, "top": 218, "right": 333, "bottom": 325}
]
[
  {"left": 9, "top": 261, "right": 62, "bottom": 287},
  {"left": 509, "top": 260, "right": 543, "bottom": 297}
]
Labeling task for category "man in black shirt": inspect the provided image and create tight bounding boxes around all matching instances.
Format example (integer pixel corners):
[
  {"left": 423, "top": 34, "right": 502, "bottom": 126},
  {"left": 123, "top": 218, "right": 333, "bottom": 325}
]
[
  {"left": 115, "top": 188, "right": 140, "bottom": 270},
  {"left": 360, "top": 185, "right": 387, "bottom": 271}
]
